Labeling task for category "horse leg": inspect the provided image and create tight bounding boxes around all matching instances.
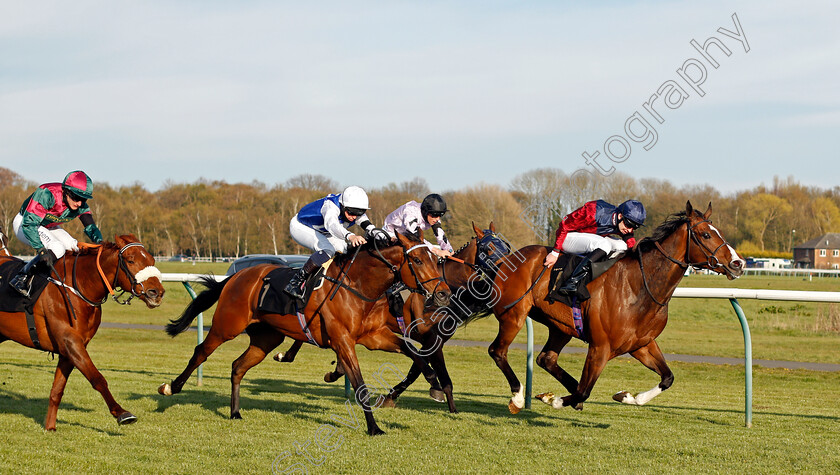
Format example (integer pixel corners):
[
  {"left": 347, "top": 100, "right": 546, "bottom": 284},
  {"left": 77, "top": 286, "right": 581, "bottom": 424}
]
[
  {"left": 559, "top": 344, "right": 610, "bottom": 409},
  {"left": 58, "top": 334, "right": 136, "bottom": 425},
  {"left": 159, "top": 330, "right": 231, "bottom": 396},
  {"left": 332, "top": 341, "right": 385, "bottom": 436},
  {"left": 230, "top": 328, "right": 286, "bottom": 419},
  {"left": 428, "top": 345, "right": 457, "bottom": 413},
  {"left": 381, "top": 358, "right": 425, "bottom": 408},
  {"left": 488, "top": 315, "right": 527, "bottom": 414},
  {"left": 44, "top": 356, "right": 74, "bottom": 431},
  {"left": 273, "top": 339, "right": 303, "bottom": 363},
  {"left": 613, "top": 340, "right": 674, "bottom": 406},
  {"left": 357, "top": 329, "right": 441, "bottom": 402},
  {"left": 534, "top": 327, "right": 584, "bottom": 410}
]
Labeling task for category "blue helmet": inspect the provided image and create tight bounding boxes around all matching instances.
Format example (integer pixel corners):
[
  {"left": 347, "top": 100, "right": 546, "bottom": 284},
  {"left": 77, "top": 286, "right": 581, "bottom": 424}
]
[{"left": 617, "top": 200, "right": 646, "bottom": 228}]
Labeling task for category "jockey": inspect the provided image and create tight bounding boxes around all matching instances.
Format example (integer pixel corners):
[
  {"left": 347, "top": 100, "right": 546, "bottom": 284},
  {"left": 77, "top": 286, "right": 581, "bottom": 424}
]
[
  {"left": 285, "top": 185, "right": 385, "bottom": 299},
  {"left": 10, "top": 170, "right": 103, "bottom": 297},
  {"left": 383, "top": 194, "right": 454, "bottom": 258},
  {"left": 543, "top": 199, "right": 646, "bottom": 295}
]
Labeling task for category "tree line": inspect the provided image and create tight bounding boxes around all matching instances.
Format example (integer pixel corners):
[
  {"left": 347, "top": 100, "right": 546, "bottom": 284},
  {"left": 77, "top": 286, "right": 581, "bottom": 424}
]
[{"left": 1, "top": 167, "right": 838, "bottom": 259}]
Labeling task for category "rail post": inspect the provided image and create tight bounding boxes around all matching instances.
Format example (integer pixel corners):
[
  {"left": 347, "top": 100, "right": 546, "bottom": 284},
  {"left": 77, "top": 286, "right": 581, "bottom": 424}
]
[
  {"left": 182, "top": 282, "right": 204, "bottom": 386},
  {"left": 729, "top": 298, "right": 753, "bottom": 427}
]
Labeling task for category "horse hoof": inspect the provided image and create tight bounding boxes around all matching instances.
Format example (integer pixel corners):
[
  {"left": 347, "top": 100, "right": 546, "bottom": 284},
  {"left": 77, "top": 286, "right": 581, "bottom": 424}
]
[
  {"left": 573, "top": 403, "right": 584, "bottom": 411},
  {"left": 117, "top": 412, "right": 137, "bottom": 425},
  {"left": 535, "top": 392, "right": 554, "bottom": 404},
  {"left": 429, "top": 388, "right": 446, "bottom": 403},
  {"left": 368, "top": 427, "right": 386, "bottom": 436},
  {"left": 231, "top": 412, "right": 242, "bottom": 420},
  {"left": 380, "top": 397, "right": 397, "bottom": 409},
  {"left": 613, "top": 391, "right": 635, "bottom": 404},
  {"left": 157, "top": 383, "right": 172, "bottom": 396},
  {"left": 273, "top": 352, "right": 283, "bottom": 362},
  {"left": 324, "top": 372, "right": 341, "bottom": 383},
  {"left": 508, "top": 400, "right": 522, "bottom": 415}
]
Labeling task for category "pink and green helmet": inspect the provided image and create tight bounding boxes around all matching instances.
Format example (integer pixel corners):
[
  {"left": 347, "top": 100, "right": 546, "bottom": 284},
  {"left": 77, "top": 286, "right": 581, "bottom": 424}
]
[{"left": 62, "top": 170, "right": 94, "bottom": 201}]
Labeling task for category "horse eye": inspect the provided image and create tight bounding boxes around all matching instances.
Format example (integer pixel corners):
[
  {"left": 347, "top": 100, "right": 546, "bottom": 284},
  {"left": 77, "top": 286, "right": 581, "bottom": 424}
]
[
  {"left": 702, "top": 232, "right": 711, "bottom": 239},
  {"left": 413, "top": 257, "right": 422, "bottom": 265}
]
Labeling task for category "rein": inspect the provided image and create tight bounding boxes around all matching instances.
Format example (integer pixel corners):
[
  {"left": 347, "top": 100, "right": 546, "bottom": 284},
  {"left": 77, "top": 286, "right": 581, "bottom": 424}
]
[
  {"left": 54, "top": 242, "right": 152, "bottom": 307},
  {"left": 0, "top": 230, "right": 10, "bottom": 257}
]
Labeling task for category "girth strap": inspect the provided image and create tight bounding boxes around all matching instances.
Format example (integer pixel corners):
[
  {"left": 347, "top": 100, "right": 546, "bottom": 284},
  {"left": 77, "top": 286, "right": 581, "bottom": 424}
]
[{"left": 24, "top": 307, "right": 41, "bottom": 350}]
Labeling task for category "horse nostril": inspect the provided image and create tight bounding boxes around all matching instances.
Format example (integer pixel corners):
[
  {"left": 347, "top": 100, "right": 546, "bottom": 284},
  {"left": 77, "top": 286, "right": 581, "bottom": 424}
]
[
  {"left": 147, "top": 289, "right": 159, "bottom": 299},
  {"left": 731, "top": 260, "right": 743, "bottom": 269}
]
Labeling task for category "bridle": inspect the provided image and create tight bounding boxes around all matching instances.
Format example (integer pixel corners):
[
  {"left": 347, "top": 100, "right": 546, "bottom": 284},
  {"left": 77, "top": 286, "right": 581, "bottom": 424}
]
[
  {"left": 53, "top": 242, "right": 158, "bottom": 306},
  {"left": 639, "top": 217, "right": 734, "bottom": 306}
]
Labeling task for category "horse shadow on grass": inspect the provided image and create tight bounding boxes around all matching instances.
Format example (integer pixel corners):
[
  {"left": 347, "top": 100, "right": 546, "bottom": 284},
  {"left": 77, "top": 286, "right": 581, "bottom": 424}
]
[{"left": 0, "top": 387, "right": 125, "bottom": 435}]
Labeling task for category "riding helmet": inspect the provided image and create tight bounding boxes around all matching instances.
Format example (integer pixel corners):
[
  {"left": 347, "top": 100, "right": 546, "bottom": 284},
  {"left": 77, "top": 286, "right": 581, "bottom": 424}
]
[
  {"left": 62, "top": 170, "right": 94, "bottom": 201},
  {"left": 617, "top": 199, "right": 646, "bottom": 228}
]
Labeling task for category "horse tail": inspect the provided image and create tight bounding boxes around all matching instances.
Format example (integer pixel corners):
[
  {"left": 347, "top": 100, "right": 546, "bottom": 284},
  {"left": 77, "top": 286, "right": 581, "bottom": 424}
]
[{"left": 165, "top": 275, "right": 231, "bottom": 337}]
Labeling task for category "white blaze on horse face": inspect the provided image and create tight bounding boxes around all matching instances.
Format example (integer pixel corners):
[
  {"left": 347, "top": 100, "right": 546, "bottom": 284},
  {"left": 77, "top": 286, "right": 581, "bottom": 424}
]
[
  {"left": 709, "top": 224, "right": 744, "bottom": 268},
  {"left": 511, "top": 386, "right": 525, "bottom": 410},
  {"left": 134, "top": 266, "right": 162, "bottom": 284}
]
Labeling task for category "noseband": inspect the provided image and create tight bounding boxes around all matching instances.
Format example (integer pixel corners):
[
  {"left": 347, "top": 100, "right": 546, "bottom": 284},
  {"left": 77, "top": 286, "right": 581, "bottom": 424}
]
[{"left": 371, "top": 240, "right": 445, "bottom": 301}]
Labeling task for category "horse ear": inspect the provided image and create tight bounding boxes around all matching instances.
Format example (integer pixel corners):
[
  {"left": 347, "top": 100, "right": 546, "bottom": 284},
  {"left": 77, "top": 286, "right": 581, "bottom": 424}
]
[
  {"left": 685, "top": 200, "right": 694, "bottom": 216},
  {"left": 703, "top": 202, "right": 713, "bottom": 219},
  {"left": 472, "top": 222, "right": 484, "bottom": 239},
  {"left": 489, "top": 221, "right": 496, "bottom": 233}
]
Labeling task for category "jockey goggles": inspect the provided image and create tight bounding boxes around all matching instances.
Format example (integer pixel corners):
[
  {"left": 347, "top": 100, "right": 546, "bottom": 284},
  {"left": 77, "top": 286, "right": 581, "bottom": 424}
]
[{"left": 344, "top": 207, "right": 366, "bottom": 217}]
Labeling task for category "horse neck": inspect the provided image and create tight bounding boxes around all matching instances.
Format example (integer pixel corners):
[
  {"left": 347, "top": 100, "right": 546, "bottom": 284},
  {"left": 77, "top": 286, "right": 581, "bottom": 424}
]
[
  {"left": 639, "top": 224, "right": 690, "bottom": 301},
  {"left": 339, "top": 247, "right": 399, "bottom": 297},
  {"left": 441, "top": 238, "right": 477, "bottom": 288},
  {"left": 58, "top": 248, "right": 119, "bottom": 301}
]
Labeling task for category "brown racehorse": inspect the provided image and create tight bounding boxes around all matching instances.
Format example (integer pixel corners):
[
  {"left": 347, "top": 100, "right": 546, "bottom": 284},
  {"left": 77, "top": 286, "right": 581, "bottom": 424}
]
[
  {"left": 277, "top": 223, "right": 513, "bottom": 413},
  {"left": 484, "top": 202, "right": 744, "bottom": 413},
  {"left": 159, "top": 231, "right": 451, "bottom": 436},
  {"left": 0, "top": 235, "right": 165, "bottom": 430}
]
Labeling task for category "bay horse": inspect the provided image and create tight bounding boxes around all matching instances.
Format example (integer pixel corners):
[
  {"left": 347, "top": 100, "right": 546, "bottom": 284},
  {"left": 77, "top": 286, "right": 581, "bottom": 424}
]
[
  {"left": 276, "top": 223, "right": 513, "bottom": 413},
  {"left": 0, "top": 235, "right": 165, "bottom": 430},
  {"left": 484, "top": 202, "right": 744, "bottom": 413},
  {"left": 159, "top": 231, "right": 451, "bottom": 436}
]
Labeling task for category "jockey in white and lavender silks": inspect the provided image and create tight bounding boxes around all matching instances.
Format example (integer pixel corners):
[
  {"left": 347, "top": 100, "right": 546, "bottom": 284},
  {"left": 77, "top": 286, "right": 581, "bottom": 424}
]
[
  {"left": 10, "top": 170, "right": 104, "bottom": 297},
  {"left": 383, "top": 194, "right": 453, "bottom": 259}
]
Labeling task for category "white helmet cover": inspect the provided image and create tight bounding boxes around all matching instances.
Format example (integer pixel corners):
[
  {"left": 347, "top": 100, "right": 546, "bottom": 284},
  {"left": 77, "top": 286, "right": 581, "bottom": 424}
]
[{"left": 339, "top": 186, "right": 370, "bottom": 210}]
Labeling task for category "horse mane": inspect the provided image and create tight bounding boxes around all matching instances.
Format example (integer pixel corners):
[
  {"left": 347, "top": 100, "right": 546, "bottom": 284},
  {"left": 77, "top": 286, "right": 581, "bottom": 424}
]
[
  {"left": 453, "top": 236, "right": 476, "bottom": 255},
  {"left": 635, "top": 210, "right": 693, "bottom": 253}
]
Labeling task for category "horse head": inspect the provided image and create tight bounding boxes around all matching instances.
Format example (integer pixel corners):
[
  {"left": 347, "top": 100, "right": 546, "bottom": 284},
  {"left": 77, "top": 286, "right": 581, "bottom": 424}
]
[
  {"left": 683, "top": 201, "right": 745, "bottom": 280},
  {"left": 473, "top": 221, "right": 512, "bottom": 271},
  {"left": 111, "top": 234, "right": 166, "bottom": 308},
  {"left": 394, "top": 231, "right": 451, "bottom": 307}
]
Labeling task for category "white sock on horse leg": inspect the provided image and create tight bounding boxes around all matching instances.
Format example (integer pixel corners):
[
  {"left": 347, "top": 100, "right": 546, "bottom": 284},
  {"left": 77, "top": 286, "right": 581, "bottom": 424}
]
[
  {"left": 634, "top": 386, "right": 663, "bottom": 406},
  {"left": 510, "top": 387, "right": 525, "bottom": 409}
]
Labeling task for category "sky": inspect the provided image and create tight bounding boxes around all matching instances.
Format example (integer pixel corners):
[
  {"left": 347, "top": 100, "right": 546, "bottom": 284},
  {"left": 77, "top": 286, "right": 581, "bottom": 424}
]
[{"left": 1, "top": 0, "right": 838, "bottom": 195}]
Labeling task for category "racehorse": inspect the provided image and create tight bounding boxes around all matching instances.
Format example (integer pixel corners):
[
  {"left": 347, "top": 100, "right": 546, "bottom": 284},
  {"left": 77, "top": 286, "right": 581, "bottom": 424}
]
[
  {"left": 276, "top": 223, "right": 513, "bottom": 413},
  {"left": 0, "top": 224, "right": 11, "bottom": 257},
  {"left": 485, "top": 202, "right": 744, "bottom": 413},
  {"left": 381, "top": 222, "right": 512, "bottom": 412},
  {"left": 159, "top": 231, "right": 451, "bottom": 436},
  {"left": 0, "top": 235, "right": 165, "bottom": 430}
]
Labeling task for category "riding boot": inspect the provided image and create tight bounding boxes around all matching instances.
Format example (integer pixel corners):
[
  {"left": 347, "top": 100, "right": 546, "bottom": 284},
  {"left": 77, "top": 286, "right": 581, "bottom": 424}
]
[
  {"left": 9, "top": 251, "right": 49, "bottom": 298},
  {"left": 283, "top": 258, "right": 320, "bottom": 300},
  {"left": 386, "top": 281, "right": 407, "bottom": 318},
  {"left": 555, "top": 249, "right": 608, "bottom": 296}
]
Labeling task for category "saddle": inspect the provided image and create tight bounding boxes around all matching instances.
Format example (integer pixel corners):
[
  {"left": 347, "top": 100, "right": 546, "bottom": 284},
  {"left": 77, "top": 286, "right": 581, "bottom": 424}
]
[
  {"left": 546, "top": 253, "right": 620, "bottom": 307},
  {"left": 0, "top": 259, "right": 51, "bottom": 313},
  {"left": 257, "top": 266, "right": 325, "bottom": 315}
]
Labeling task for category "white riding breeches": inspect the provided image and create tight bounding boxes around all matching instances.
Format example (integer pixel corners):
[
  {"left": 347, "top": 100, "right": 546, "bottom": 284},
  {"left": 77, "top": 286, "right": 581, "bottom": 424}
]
[
  {"left": 561, "top": 232, "right": 627, "bottom": 258},
  {"left": 12, "top": 213, "right": 78, "bottom": 259},
  {"left": 289, "top": 216, "right": 348, "bottom": 257}
]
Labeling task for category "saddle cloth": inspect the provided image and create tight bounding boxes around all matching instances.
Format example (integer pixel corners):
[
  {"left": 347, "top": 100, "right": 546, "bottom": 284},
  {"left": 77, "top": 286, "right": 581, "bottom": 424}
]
[
  {"left": 257, "top": 266, "right": 325, "bottom": 315},
  {"left": 0, "top": 259, "right": 51, "bottom": 313},
  {"left": 546, "top": 254, "right": 620, "bottom": 306}
]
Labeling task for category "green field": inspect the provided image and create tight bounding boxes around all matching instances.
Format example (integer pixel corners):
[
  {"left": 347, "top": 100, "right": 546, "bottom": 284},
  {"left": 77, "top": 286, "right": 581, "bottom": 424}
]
[{"left": 1, "top": 271, "right": 839, "bottom": 473}]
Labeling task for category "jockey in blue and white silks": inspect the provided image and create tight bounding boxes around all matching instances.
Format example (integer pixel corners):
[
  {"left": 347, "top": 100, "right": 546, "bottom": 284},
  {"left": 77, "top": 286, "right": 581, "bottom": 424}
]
[{"left": 285, "top": 186, "right": 384, "bottom": 299}]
